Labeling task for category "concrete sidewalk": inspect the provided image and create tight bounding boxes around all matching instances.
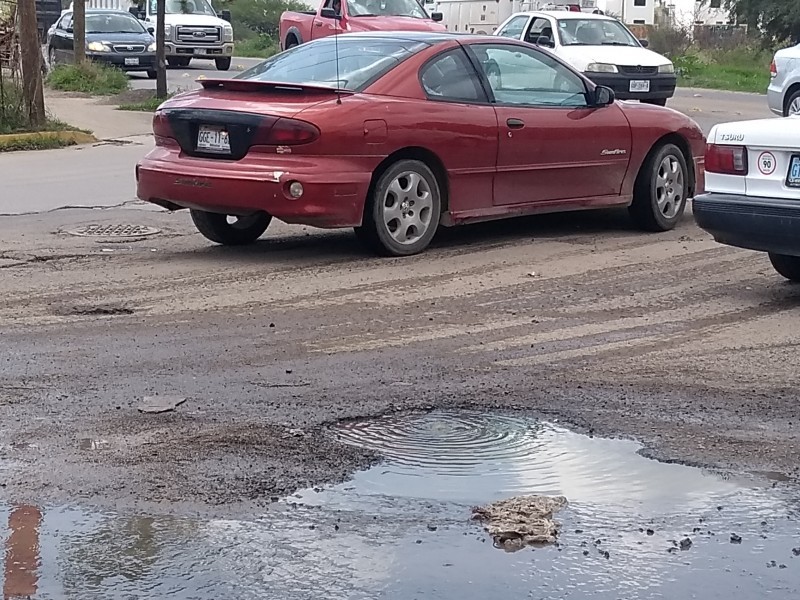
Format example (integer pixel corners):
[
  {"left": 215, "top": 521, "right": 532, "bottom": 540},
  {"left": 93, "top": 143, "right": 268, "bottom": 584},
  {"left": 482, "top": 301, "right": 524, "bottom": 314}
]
[{"left": 45, "top": 92, "right": 153, "bottom": 140}]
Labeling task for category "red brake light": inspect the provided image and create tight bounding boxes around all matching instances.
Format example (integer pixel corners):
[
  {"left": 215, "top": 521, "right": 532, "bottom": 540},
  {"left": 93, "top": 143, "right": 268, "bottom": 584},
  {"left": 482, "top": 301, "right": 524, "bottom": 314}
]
[
  {"left": 152, "top": 110, "right": 178, "bottom": 147},
  {"left": 251, "top": 118, "right": 320, "bottom": 148},
  {"left": 705, "top": 144, "right": 748, "bottom": 176},
  {"left": 770, "top": 60, "right": 777, "bottom": 77}
]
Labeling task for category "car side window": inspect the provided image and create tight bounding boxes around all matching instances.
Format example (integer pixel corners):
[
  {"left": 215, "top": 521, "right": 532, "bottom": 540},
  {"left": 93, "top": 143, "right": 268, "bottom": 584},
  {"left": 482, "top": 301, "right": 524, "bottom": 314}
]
[
  {"left": 496, "top": 15, "right": 529, "bottom": 39},
  {"left": 59, "top": 14, "right": 72, "bottom": 30},
  {"left": 471, "top": 44, "right": 588, "bottom": 108},
  {"left": 420, "top": 49, "right": 487, "bottom": 104},
  {"left": 525, "top": 17, "right": 553, "bottom": 44}
]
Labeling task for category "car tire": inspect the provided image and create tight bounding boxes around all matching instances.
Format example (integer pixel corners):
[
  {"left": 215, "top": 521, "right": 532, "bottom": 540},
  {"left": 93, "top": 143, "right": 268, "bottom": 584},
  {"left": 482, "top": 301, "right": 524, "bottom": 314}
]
[
  {"left": 642, "top": 98, "right": 667, "bottom": 106},
  {"left": 215, "top": 57, "right": 232, "bottom": 71},
  {"left": 285, "top": 37, "right": 299, "bottom": 49},
  {"left": 190, "top": 210, "right": 272, "bottom": 246},
  {"left": 146, "top": 69, "right": 157, "bottom": 79},
  {"left": 768, "top": 253, "right": 800, "bottom": 282},
  {"left": 629, "top": 143, "right": 689, "bottom": 232},
  {"left": 48, "top": 46, "right": 57, "bottom": 69},
  {"left": 785, "top": 89, "right": 800, "bottom": 117},
  {"left": 355, "top": 160, "right": 442, "bottom": 256}
]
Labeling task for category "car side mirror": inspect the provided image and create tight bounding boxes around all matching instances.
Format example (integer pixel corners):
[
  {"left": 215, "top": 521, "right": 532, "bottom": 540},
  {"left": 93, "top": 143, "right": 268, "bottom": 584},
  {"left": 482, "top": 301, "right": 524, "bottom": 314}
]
[
  {"left": 320, "top": 7, "right": 342, "bottom": 19},
  {"left": 431, "top": 12, "right": 443, "bottom": 22},
  {"left": 639, "top": 38, "right": 649, "bottom": 48},
  {"left": 537, "top": 36, "right": 554, "bottom": 48},
  {"left": 220, "top": 9, "right": 231, "bottom": 22},
  {"left": 66, "top": 27, "right": 73, "bottom": 33},
  {"left": 592, "top": 85, "right": 615, "bottom": 107},
  {"left": 147, "top": 26, "right": 155, "bottom": 34}
]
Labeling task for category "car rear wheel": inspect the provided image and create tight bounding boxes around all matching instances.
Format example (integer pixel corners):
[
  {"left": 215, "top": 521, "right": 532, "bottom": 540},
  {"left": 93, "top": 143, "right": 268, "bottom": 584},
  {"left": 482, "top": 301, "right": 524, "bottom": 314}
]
[
  {"left": 629, "top": 143, "right": 689, "bottom": 232},
  {"left": 785, "top": 90, "right": 800, "bottom": 117},
  {"left": 215, "top": 57, "right": 231, "bottom": 71},
  {"left": 355, "top": 160, "right": 441, "bottom": 256},
  {"left": 190, "top": 210, "right": 272, "bottom": 246},
  {"left": 768, "top": 253, "right": 800, "bottom": 282},
  {"left": 146, "top": 69, "right": 157, "bottom": 79}
]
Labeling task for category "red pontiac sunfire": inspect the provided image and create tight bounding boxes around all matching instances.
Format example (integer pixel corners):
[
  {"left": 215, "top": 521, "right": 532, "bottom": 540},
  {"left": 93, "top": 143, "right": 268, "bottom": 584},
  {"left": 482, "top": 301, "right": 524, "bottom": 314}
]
[{"left": 136, "top": 31, "right": 706, "bottom": 256}]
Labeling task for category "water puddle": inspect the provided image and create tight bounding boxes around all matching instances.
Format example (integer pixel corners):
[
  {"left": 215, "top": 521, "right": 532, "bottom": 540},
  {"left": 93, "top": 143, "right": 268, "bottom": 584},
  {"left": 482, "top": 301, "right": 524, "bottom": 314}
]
[{"left": 1, "top": 411, "right": 798, "bottom": 599}]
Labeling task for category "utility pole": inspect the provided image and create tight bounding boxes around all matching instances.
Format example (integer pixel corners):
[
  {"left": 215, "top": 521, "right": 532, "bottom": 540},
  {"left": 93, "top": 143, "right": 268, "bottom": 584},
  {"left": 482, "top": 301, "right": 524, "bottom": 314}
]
[
  {"left": 17, "top": 0, "right": 46, "bottom": 128},
  {"left": 156, "top": 0, "right": 167, "bottom": 98},
  {"left": 74, "top": 0, "right": 86, "bottom": 64}
]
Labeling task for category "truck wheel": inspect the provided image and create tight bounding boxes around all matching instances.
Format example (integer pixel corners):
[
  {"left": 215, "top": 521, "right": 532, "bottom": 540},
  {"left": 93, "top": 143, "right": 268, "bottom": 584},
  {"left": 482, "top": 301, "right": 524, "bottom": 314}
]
[
  {"left": 166, "top": 57, "right": 180, "bottom": 68},
  {"left": 215, "top": 57, "right": 232, "bottom": 71},
  {"left": 190, "top": 210, "right": 272, "bottom": 246},
  {"left": 642, "top": 99, "right": 667, "bottom": 106},
  {"left": 285, "top": 36, "right": 299, "bottom": 49},
  {"left": 768, "top": 253, "right": 800, "bottom": 282},
  {"left": 354, "top": 160, "right": 441, "bottom": 257},
  {"left": 629, "top": 143, "right": 688, "bottom": 232}
]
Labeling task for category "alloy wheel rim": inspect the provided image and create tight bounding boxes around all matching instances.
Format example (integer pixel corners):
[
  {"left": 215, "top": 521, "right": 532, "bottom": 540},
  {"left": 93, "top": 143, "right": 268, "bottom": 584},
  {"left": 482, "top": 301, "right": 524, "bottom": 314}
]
[
  {"left": 655, "top": 155, "right": 684, "bottom": 219},
  {"left": 381, "top": 171, "right": 433, "bottom": 245},
  {"left": 789, "top": 97, "right": 800, "bottom": 116}
]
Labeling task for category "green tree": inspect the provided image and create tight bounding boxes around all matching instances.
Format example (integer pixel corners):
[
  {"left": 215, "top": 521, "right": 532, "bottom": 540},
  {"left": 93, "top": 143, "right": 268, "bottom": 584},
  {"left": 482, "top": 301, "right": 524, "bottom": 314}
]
[
  {"left": 727, "top": 0, "right": 800, "bottom": 43},
  {"left": 230, "top": 0, "right": 310, "bottom": 39}
]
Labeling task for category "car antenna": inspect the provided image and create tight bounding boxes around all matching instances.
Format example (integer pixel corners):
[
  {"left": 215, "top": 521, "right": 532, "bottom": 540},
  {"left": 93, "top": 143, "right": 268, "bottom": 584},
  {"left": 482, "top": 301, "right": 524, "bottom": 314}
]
[{"left": 334, "top": 10, "right": 342, "bottom": 104}]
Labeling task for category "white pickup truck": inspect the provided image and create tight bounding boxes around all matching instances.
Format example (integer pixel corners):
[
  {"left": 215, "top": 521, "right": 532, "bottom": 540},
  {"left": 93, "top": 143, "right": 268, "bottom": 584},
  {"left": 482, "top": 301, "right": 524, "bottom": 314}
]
[{"left": 66, "top": 0, "right": 234, "bottom": 70}]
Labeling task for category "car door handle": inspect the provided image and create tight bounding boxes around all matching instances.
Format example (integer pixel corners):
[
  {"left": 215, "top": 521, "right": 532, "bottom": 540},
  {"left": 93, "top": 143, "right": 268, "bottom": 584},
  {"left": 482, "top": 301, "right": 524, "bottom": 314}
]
[
  {"left": 315, "top": 21, "right": 322, "bottom": 26},
  {"left": 506, "top": 118, "right": 525, "bottom": 129}
]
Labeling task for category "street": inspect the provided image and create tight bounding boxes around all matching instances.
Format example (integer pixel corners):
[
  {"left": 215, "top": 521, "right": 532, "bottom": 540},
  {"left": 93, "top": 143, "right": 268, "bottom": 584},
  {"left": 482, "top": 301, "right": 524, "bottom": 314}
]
[{"left": 1, "top": 79, "right": 797, "bottom": 598}]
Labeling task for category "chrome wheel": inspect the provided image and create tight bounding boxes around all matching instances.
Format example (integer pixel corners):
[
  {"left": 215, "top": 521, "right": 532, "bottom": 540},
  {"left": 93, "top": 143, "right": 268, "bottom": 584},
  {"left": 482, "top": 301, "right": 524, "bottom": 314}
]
[
  {"left": 655, "top": 154, "right": 684, "bottom": 219},
  {"left": 381, "top": 171, "right": 434, "bottom": 245},
  {"left": 789, "top": 95, "right": 800, "bottom": 116}
]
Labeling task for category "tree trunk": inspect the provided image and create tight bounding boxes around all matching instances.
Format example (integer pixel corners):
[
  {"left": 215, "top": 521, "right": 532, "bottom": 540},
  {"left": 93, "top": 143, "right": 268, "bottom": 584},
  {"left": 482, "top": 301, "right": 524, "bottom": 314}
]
[
  {"left": 156, "top": 0, "right": 167, "bottom": 98},
  {"left": 73, "top": 0, "right": 86, "bottom": 64},
  {"left": 17, "top": 0, "right": 46, "bottom": 128}
]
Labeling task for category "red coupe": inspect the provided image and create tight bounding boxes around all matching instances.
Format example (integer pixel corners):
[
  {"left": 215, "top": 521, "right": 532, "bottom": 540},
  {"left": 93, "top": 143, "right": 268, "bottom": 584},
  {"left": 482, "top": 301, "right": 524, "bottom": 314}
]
[{"left": 135, "top": 31, "right": 706, "bottom": 256}]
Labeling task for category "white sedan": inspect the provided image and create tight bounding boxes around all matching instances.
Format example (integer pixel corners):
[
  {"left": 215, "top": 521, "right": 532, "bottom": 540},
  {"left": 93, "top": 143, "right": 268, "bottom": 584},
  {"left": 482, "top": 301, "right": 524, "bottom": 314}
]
[{"left": 693, "top": 116, "right": 800, "bottom": 281}]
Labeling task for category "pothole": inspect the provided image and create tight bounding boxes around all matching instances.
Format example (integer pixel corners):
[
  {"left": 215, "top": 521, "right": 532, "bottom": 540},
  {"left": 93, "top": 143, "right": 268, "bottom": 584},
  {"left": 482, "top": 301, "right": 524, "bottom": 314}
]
[
  {"left": 54, "top": 304, "right": 135, "bottom": 316},
  {"left": 64, "top": 224, "right": 161, "bottom": 238}
]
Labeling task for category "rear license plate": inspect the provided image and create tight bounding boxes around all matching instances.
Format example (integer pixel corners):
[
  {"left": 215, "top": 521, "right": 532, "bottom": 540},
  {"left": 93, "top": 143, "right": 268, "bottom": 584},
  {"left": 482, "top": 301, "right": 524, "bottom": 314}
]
[
  {"left": 629, "top": 79, "right": 650, "bottom": 93},
  {"left": 787, "top": 155, "right": 800, "bottom": 187},
  {"left": 197, "top": 126, "right": 230, "bottom": 154},
  {"left": 195, "top": 48, "right": 207, "bottom": 55},
  {"left": 124, "top": 57, "right": 139, "bottom": 66}
]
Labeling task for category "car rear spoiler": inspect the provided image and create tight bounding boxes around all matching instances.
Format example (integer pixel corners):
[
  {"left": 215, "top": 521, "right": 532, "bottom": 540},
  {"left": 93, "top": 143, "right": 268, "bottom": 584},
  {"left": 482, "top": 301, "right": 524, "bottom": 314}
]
[{"left": 198, "top": 79, "right": 354, "bottom": 95}]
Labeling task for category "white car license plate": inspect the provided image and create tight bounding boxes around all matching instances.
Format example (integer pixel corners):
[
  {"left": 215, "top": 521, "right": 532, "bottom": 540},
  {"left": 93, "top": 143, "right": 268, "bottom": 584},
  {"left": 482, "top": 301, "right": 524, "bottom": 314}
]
[
  {"left": 124, "top": 57, "right": 139, "bottom": 66},
  {"left": 788, "top": 155, "right": 800, "bottom": 187},
  {"left": 195, "top": 48, "right": 207, "bottom": 55},
  {"left": 629, "top": 80, "right": 650, "bottom": 93},
  {"left": 197, "top": 126, "right": 230, "bottom": 154}
]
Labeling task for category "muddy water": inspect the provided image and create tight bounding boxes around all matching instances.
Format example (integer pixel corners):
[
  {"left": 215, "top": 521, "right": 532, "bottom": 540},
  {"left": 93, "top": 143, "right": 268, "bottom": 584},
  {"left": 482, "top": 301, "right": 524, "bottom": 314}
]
[{"left": 1, "top": 411, "right": 798, "bottom": 599}]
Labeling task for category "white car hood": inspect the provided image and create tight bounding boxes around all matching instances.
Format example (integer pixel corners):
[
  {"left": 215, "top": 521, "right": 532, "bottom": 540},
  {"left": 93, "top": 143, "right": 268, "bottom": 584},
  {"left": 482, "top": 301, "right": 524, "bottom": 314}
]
[
  {"left": 710, "top": 116, "right": 800, "bottom": 149},
  {"left": 557, "top": 45, "right": 670, "bottom": 71},
  {"left": 150, "top": 13, "right": 228, "bottom": 26}
]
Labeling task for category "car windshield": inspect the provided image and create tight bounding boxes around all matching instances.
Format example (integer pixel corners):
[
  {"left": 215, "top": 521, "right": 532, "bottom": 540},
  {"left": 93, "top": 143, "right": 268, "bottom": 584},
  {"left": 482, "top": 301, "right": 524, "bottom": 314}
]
[
  {"left": 557, "top": 18, "right": 639, "bottom": 47},
  {"left": 85, "top": 13, "right": 145, "bottom": 34},
  {"left": 150, "top": 0, "right": 217, "bottom": 16},
  {"left": 235, "top": 37, "right": 428, "bottom": 92},
  {"left": 347, "top": 0, "right": 429, "bottom": 19}
]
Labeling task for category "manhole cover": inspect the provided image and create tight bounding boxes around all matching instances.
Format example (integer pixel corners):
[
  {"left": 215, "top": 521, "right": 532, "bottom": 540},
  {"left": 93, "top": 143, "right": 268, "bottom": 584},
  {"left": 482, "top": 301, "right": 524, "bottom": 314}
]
[{"left": 66, "top": 224, "right": 160, "bottom": 238}]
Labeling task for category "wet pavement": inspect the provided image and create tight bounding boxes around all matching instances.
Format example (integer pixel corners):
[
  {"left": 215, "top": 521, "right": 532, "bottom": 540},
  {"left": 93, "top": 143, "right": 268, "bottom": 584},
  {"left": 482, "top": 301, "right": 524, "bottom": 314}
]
[{"left": 2, "top": 411, "right": 798, "bottom": 599}]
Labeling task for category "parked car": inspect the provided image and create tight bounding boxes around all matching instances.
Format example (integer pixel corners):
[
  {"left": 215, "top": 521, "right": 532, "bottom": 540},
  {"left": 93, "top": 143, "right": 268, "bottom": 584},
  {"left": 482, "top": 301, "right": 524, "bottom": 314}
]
[
  {"left": 279, "top": 0, "right": 445, "bottom": 51},
  {"left": 136, "top": 32, "right": 705, "bottom": 256},
  {"left": 693, "top": 116, "right": 800, "bottom": 282},
  {"left": 47, "top": 9, "right": 157, "bottom": 78},
  {"left": 767, "top": 43, "right": 800, "bottom": 117},
  {"left": 494, "top": 11, "right": 675, "bottom": 106}
]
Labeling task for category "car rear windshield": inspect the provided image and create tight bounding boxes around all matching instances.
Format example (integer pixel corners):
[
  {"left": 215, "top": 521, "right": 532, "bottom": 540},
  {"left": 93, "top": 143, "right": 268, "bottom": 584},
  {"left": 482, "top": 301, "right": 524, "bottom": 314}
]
[{"left": 234, "top": 37, "right": 429, "bottom": 92}]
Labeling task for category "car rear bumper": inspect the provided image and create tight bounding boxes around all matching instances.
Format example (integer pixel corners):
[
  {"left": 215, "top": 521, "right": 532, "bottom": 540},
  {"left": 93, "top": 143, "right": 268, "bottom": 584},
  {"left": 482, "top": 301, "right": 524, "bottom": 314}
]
[
  {"left": 89, "top": 52, "right": 155, "bottom": 71},
  {"left": 135, "top": 146, "right": 371, "bottom": 228},
  {"left": 693, "top": 192, "right": 800, "bottom": 256},
  {"left": 586, "top": 72, "right": 676, "bottom": 100}
]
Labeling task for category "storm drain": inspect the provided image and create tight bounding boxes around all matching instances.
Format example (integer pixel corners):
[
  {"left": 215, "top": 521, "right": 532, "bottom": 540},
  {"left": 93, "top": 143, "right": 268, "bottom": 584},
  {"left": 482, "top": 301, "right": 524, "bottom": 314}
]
[{"left": 65, "top": 224, "right": 161, "bottom": 238}]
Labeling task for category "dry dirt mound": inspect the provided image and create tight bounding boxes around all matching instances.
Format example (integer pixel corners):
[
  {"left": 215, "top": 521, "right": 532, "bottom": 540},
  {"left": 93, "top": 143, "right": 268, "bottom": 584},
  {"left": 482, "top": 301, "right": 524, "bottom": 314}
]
[{"left": 472, "top": 495, "right": 568, "bottom": 552}]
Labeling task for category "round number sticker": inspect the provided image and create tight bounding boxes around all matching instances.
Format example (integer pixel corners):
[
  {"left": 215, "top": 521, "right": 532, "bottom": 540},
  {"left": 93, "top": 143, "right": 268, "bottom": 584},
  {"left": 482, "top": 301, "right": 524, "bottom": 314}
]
[{"left": 758, "top": 151, "right": 777, "bottom": 175}]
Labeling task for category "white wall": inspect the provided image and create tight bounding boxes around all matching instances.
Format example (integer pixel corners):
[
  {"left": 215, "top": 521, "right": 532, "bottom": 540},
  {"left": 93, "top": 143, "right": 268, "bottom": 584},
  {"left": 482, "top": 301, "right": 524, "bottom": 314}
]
[{"left": 603, "top": 0, "right": 656, "bottom": 24}]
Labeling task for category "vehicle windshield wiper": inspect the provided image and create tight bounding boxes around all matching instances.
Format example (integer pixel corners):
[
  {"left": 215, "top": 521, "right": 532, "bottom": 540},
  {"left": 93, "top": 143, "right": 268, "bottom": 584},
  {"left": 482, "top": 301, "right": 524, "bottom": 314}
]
[
  {"left": 352, "top": 13, "right": 378, "bottom": 17},
  {"left": 602, "top": 41, "right": 632, "bottom": 46}
]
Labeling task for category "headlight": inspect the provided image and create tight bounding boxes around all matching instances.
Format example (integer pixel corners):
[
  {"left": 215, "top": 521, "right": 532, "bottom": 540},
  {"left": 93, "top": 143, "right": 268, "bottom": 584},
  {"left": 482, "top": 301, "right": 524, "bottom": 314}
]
[
  {"left": 223, "top": 24, "right": 233, "bottom": 42},
  {"left": 658, "top": 63, "right": 675, "bottom": 74},
  {"left": 147, "top": 42, "right": 156, "bottom": 52},
  {"left": 86, "top": 41, "right": 108, "bottom": 52},
  {"left": 585, "top": 62, "right": 618, "bottom": 74},
  {"left": 164, "top": 24, "right": 172, "bottom": 39}
]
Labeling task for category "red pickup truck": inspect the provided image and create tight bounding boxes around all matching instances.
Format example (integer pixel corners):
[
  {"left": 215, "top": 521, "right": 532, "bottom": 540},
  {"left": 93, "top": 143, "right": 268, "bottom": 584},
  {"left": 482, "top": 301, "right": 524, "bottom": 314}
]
[{"left": 279, "top": 0, "right": 446, "bottom": 51}]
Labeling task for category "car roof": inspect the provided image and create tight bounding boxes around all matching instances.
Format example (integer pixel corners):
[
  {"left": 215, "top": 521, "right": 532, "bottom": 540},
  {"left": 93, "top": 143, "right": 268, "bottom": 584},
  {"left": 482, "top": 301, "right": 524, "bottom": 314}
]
[{"left": 514, "top": 10, "right": 613, "bottom": 20}]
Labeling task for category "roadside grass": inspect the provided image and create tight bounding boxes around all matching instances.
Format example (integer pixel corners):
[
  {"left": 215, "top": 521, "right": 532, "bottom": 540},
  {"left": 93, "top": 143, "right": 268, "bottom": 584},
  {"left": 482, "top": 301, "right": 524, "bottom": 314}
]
[
  {"left": 235, "top": 34, "right": 279, "bottom": 59},
  {"left": 674, "top": 48, "right": 772, "bottom": 94},
  {"left": 0, "top": 132, "right": 76, "bottom": 152},
  {"left": 47, "top": 62, "right": 129, "bottom": 95},
  {"left": 118, "top": 94, "right": 173, "bottom": 112}
]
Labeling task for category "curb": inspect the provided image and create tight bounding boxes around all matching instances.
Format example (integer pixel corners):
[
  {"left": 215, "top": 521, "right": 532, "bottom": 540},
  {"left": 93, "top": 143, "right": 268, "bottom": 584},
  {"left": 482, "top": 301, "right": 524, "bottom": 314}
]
[{"left": 0, "top": 130, "right": 98, "bottom": 151}]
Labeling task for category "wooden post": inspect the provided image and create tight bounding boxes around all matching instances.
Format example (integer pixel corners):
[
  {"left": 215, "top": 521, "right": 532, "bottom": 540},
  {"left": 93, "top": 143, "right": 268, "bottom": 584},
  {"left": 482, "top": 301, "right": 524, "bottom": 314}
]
[
  {"left": 17, "top": 0, "right": 46, "bottom": 128},
  {"left": 73, "top": 0, "right": 86, "bottom": 64},
  {"left": 156, "top": 0, "right": 167, "bottom": 98}
]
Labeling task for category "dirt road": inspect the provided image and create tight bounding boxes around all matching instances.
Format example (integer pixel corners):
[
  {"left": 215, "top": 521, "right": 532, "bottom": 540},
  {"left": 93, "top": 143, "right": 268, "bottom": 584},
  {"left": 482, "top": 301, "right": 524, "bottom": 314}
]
[{"left": 1, "top": 199, "right": 797, "bottom": 515}]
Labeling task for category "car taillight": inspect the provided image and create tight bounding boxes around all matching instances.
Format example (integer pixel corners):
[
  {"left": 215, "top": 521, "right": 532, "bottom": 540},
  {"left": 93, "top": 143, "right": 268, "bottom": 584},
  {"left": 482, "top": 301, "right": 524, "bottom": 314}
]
[
  {"left": 251, "top": 118, "right": 320, "bottom": 147},
  {"left": 705, "top": 144, "right": 748, "bottom": 176},
  {"left": 152, "top": 110, "right": 178, "bottom": 147},
  {"left": 770, "top": 60, "right": 777, "bottom": 77}
]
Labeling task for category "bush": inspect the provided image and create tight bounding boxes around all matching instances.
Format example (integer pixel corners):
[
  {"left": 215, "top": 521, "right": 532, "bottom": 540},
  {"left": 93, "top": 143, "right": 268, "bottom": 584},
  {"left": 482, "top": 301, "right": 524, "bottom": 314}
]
[
  {"left": 47, "top": 62, "right": 129, "bottom": 95},
  {"left": 0, "top": 78, "right": 29, "bottom": 135},
  {"left": 234, "top": 33, "right": 279, "bottom": 58},
  {"left": 647, "top": 26, "right": 691, "bottom": 59}
]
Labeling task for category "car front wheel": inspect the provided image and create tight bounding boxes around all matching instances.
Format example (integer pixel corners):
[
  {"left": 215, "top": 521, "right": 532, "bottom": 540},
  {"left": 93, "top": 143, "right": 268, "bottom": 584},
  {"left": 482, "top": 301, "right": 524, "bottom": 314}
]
[
  {"left": 190, "top": 210, "right": 272, "bottom": 246},
  {"left": 355, "top": 160, "right": 441, "bottom": 256},
  {"left": 629, "top": 143, "right": 689, "bottom": 231},
  {"left": 768, "top": 253, "right": 800, "bottom": 282}
]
